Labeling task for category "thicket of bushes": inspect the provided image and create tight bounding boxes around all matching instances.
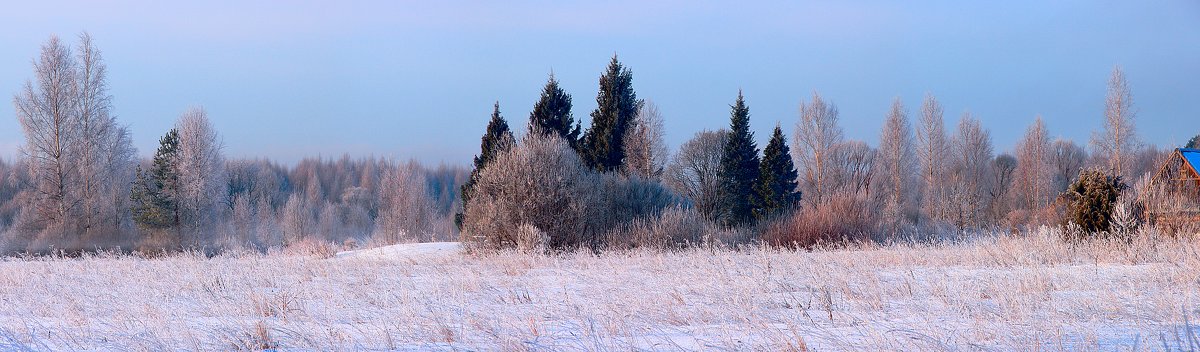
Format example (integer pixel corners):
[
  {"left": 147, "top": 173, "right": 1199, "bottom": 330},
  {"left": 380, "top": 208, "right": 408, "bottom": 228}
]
[{"left": 758, "top": 192, "right": 878, "bottom": 248}]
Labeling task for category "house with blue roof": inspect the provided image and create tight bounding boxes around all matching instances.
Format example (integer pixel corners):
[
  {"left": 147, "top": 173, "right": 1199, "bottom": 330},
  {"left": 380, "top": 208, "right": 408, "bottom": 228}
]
[{"left": 1142, "top": 148, "right": 1200, "bottom": 233}]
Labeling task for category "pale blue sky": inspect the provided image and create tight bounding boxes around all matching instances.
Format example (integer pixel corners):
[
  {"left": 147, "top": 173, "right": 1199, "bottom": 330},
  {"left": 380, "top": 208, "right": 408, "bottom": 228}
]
[{"left": 0, "top": 1, "right": 1197, "bottom": 165}]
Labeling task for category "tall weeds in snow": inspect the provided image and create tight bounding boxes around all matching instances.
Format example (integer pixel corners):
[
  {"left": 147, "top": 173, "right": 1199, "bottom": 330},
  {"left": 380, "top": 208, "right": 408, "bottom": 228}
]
[{"left": 0, "top": 226, "right": 1196, "bottom": 350}]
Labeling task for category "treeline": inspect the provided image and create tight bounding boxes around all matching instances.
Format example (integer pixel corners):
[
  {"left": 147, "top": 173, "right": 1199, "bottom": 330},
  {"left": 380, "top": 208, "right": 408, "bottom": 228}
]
[
  {"left": 459, "top": 56, "right": 1171, "bottom": 251},
  {"left": 0, "top": 34, "right": 1177, "bottom": 254},
  {"left": 0, "top": 35, "right": 464, "bottom": 254}
]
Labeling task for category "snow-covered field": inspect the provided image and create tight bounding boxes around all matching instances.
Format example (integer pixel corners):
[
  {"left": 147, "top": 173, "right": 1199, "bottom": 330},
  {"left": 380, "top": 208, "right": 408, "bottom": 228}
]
[{"left": 0, "top": 229, "right": 1197, "bottom": 351}]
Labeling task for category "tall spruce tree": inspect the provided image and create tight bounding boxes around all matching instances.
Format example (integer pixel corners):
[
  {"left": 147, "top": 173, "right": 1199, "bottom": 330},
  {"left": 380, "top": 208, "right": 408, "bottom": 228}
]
[
  {"left": 754, "top": 124, "right": 801, "bottom": 219},
  {"left": 528, "top": 73, "right": 580, "bottom": 149},
  {"left": 717, "top": 91, "right": 762, "bottom": 226},
  {"left": 582, "top": 55, "right": 641, "bottom": 172},
  {"left": 456, "top": 102, "right": 514, "bottom": 229},
  {"left": 131, "top": 129, "right": 181, "bottom": 231}
]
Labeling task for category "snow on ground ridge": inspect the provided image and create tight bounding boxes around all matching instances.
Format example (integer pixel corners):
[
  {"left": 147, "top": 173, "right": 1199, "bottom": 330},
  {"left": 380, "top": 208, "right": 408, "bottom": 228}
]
[{"left": 334, "top": 241, "right": 460, "bottom": 259}]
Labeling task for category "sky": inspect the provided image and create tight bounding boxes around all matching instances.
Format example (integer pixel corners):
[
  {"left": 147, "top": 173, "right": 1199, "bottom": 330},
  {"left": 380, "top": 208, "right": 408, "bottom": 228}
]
[{"left": 0, "top": 1, "right": 1197, "bottom": 166}]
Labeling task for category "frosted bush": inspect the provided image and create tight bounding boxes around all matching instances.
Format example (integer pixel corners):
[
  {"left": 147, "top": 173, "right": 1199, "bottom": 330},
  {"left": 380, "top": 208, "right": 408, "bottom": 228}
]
[
  {"left": 514, "top": 223, "right": 548, "bottom": 252},
  {"left": 608, "top": 206, "right": 709, "bottom": 250},
  {"left": 462, "top": 134, "right": 681, "bottom": 252}
]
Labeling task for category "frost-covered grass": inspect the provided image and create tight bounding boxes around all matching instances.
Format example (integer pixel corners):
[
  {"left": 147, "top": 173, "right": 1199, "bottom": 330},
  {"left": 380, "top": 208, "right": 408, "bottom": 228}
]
[{"left": 0, "top": 228, "right": 1197, "bottom": 351}]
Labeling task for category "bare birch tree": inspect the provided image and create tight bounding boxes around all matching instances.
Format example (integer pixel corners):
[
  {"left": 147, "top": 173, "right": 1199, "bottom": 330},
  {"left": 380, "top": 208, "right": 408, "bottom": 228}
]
[
  {"left": 875, "top": 97, "right": 916, "bottom": 230},
  {"left": 13, "top": 36, "right": 79, "bottom": 237},
  {"left": 831, "top": 140, "right": 875, "bottom": 197},
  {"left": 316, "top": 201, "right": 341, "bottom": 242},
  {"left": 989, "top": 153, "right": 1017, "bottom": 222},
  {"left": 1013, "top": 116, "right": 1051, "bottom": 211},
  {"left": 1090, "top": 66, "right": 1140, "bottom": 179},
  {"left": 622, "top": 100, "right": 668, "bottom": 181},
  {"left": 373, "top": 163, "right": 433, "bottom": 243},
  {"left": 948, "top": 113, "right": 994, "bottom": 228},
  {"left": 74, "top": 33, "right": 135, "bottom": 239},
  {"left": 1050, "top": 138, "right": 1087, "bottom": 193},
  {"left": 794, "top": 92, "right": 844, "bottom": 204},
  {"left": 916, "top": 93, "right": 949, "bottom": 224},
  {"left": 12, "top": 34, "right": 135, "bottom": 246},
  {"left": 280, "top": 193, "right": 315, "bottom": 244},
  {"left": 229, "top": 194, "right": 256, "bottom": 247},
  {"left": 254, "top": 197, "right": 280, "bottom": 246},
  {"left": 664, "top": 130, "right": 727, "bottom": 220},
  {"left": 175, "top": 107, "right": 226, "bottom": 241}
]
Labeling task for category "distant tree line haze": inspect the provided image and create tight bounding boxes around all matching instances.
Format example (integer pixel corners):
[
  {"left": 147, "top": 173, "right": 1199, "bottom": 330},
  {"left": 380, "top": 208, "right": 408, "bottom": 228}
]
[
  {"left": 2, "top": 35, "right": 465, "bottom": 254},
  {"left": 0, "top": 35, "right": 1176, "bottom": 254}
]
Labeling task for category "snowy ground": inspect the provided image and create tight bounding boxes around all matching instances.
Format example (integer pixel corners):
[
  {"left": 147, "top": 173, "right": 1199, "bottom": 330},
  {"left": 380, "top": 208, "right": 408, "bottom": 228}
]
[
  {"left": 334, "top": 241, "right": 461, "bottom": 260},
  {"left": 0, "top": 229, "right": 1197, "bottom": 351}
]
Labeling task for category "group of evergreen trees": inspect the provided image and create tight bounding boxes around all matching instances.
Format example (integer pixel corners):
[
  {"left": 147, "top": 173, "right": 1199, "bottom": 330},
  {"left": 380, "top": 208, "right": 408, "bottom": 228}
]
[
  {"left": 717, "top": 92, "right": 802, "bottom": 226},
  {"left": 460, "top": 57, "right": 803, "bottom": 232},
  {"left": 459, "top": 57, "right": 640, "bottom": 229}
]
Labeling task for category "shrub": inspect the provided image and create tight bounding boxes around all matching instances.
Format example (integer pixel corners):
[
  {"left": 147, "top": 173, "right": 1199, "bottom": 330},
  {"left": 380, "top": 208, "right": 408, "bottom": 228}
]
[
  {"left": 1002, "top": 203, "right": 1064, "bottom": 232},
  {"left": 462, "top": 134, "right": 681, "bottom": 252},
  {"left": 460, "top": 135, "right": 602, "bottom": 251},
  {"left": 601, "top": 175, "right": 680, "bottom": 232},
  {"left": 514, "top": 223, "right": 550, "bottom": 252},
  {"left": 759, "top": 191, "right": 876, "bottom": 248},
  {"left": 1109, "top": 196, "right": 1144, "bottom": 236},
  {"left": 1061, "top": 168, "right": 1128, "bottom": 237},
  {"left": 280, "top": 238, "right": 339, "bottom": 258},
  {"left": 607, "top": 206, "right": 709, "bottom": 250}
]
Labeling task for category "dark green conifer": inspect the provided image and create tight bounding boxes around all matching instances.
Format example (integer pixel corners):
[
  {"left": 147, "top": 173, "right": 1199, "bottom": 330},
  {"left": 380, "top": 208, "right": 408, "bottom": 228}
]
[
  {"left": 528, "top": 74, "right": 580, "bottom": 149},
  {"left": 132, "top": 129, "right": 181, "bottom": 230},
  {"left": 581, "top": 55, "right": 640, "bottom": 172},
  {"left": 754, "top": 124, "right": 801, "bottom": 219},
  {"left": 457, "top": 102, "right": 514, "bottom": 229},
  {"left": 717, "top": 91, "right": 762, "bottom": 226},
  {"left": 1064, "top": 168, "right": 1127, "bottom": 236}
]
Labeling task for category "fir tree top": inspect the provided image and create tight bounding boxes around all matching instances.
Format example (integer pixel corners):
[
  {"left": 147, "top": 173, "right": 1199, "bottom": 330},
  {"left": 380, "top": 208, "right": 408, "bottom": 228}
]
[
  {"left": 728, "top": 91, "right": 752, "bottom": 139},
  {"left": 528, "top": 73, "right": 579, "bottom": 144},
  {"left": 475, "top": 102, "right": 514, "bottom": 171},
  {"left": 717, "top": 91, "right": 762, "bottom": 226},
  {"left": 151, "top": 128, "right": 180, "bottom": 191},
  {"left": 458, "top": 102, "right": 515, "bottom": 229},
  {"left": 582, "top": 55, "right": 640, "bottom": 172},
  {"left": 132, "top": 128, "right": 182, "bottom": 230},
  {"left": 755, "top": 124, "right": 801, "bottom": 219}
]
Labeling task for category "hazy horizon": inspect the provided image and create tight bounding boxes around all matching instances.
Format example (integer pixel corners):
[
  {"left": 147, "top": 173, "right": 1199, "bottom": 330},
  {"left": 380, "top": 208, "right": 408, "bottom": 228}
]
[{"left": 1, "top": 1, "right": 1197, "bottom": 165}]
